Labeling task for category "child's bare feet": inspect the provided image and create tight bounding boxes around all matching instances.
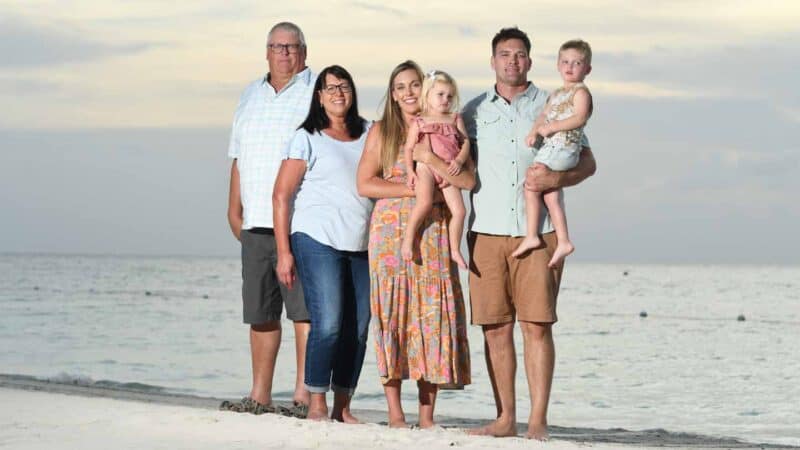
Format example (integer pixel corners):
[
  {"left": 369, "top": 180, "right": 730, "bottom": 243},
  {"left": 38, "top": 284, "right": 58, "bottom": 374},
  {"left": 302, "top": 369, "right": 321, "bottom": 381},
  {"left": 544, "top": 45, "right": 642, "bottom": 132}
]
[
  {"left": 511, "top": 235, "right": 541, "bottom": 258},
  {"left": 548, "top": 241, "right": 574, "bottom": 268},
  {"left": 451, "top": 250, "right": 468, "bottom": 270}
]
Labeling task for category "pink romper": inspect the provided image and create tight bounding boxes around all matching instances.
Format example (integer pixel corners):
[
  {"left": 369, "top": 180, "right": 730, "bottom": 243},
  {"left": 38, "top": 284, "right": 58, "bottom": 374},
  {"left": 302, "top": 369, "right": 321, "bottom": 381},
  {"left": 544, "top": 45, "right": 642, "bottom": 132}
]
[{"left": 415, "top": 116, "right": 463, "bottom": 183}]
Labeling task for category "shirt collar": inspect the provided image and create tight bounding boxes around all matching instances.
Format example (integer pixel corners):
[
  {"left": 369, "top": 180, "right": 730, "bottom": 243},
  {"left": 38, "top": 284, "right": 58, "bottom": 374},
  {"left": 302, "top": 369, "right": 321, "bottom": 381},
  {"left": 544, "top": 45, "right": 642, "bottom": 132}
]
[
  {"left": 262, "top": 67, "right": 313, "bottom": 89},
  {"left": 487, "top": 81, "right": 539, "bottom": 103}
]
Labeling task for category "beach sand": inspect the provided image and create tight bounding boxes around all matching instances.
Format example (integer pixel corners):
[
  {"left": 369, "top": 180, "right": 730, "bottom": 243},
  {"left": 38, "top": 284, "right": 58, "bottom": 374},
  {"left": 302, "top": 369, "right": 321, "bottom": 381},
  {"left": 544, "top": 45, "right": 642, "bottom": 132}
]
[{"left": 2, "top": 376, "right": 791, "bottom": 450}]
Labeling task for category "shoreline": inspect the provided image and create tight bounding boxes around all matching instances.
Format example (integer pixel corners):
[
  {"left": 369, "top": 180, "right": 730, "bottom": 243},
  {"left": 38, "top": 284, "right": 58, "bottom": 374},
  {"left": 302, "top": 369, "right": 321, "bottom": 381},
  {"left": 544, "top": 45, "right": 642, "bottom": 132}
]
[{"left": 2, "top": 373, "right": 794, "bottom": 449}]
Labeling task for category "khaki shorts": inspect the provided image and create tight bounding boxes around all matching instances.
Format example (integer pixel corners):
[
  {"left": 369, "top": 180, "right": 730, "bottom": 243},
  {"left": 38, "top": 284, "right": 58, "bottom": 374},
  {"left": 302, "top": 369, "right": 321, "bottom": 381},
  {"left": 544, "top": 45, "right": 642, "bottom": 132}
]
[{"left": 468, "top": 232, "right": 563, "bottom": 325}]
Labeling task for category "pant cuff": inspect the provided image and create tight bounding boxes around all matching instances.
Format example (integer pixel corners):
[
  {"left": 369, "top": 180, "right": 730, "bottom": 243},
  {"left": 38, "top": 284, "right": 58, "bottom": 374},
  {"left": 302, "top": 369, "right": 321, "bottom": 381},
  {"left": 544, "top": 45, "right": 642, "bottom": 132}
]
[{"left": 305, "top": 383, "right": 329, "bottom": 394}]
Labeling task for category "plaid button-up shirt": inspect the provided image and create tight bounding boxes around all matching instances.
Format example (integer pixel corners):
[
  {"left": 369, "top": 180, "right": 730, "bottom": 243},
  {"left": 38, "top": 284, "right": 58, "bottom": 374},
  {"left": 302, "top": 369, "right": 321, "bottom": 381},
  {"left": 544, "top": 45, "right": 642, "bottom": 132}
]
[{"left": 228, "top": 68, "right": 316, "bottom": 230}]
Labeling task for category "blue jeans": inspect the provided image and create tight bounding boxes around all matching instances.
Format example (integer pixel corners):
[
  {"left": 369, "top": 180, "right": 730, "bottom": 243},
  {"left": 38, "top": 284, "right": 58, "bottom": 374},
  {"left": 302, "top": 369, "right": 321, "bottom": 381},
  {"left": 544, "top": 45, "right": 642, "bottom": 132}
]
[{"left": 291, "top": 232, "right": 371, "bottom": 395}]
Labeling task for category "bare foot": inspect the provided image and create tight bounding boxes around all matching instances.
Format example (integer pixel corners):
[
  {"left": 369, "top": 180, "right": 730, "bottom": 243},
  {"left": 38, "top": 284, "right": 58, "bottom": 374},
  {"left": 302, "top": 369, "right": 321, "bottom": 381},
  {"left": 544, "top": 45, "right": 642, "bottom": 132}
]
[
  {"left": 451, "top": 250, "right": 468, "bottom": 270},
  {"left": 525, "top": 423, "right": 549, "bottom": 441},
  {"left": 511, "top": 236, "right": 541, "bottom": 258},
  {"left": 400, "top": 238, "right": 413, "bottom": 262},
  {"left": 333, "top": 409, "right": 361, "bottom": 424},
  {"left": 306, "top": 408, "right": 330, "bottom": 421},
  {"left": 293, "top": 390, "right": 309, "bottom": 409},
  {"left": 467, "top": 420, "right": 517, "bottom": 437},
  {"left": 547, "top": 241, "right": 574, "bottom": 268},
  {"left": 388, "top": 418, "right": 409, "bottom": 428},
  {"left": 418, "top": 418, "right": 436, "bottom": 429}
]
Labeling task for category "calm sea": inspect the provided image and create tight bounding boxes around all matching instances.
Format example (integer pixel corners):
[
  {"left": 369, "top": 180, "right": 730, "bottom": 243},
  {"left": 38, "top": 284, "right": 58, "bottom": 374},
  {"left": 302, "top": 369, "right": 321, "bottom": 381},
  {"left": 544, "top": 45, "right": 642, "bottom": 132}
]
[{"left": 1, "top": 254, "right": 797, "bottom": 445}]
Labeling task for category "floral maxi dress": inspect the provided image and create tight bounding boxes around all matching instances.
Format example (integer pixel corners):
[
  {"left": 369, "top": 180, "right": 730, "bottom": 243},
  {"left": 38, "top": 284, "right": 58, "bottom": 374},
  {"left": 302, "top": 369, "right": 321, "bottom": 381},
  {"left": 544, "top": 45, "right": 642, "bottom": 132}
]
[{"left": 368, "top": 159, "right": 471, "bottom": 386}]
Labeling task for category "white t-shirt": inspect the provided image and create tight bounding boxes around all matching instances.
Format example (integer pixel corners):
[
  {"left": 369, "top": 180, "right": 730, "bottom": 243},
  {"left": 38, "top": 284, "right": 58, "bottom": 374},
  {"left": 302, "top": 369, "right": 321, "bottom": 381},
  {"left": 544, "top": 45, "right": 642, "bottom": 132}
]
[{"left": 282, "top": 123, "right": 374, "bottom": 251}]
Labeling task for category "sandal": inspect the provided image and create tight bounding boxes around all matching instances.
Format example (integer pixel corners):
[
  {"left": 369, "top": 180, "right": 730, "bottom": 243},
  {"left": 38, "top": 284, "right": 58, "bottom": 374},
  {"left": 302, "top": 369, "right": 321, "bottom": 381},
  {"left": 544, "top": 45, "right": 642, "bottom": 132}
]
[
  {"left": 219, "top": 397, "right": 275, "bottom": 414},
  {"left": 288, "top": 402, "right": 309, "bottom": 419}
]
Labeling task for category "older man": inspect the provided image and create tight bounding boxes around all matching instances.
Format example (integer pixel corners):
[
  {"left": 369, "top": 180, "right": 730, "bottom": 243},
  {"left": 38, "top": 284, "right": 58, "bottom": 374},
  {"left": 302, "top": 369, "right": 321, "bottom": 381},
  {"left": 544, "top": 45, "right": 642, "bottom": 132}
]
[
  {"left": 462, "top": 27, "right": 596, "bottom": 439},
  {"left": 222, "top": 22, "right": 315, "bottom": 416}
]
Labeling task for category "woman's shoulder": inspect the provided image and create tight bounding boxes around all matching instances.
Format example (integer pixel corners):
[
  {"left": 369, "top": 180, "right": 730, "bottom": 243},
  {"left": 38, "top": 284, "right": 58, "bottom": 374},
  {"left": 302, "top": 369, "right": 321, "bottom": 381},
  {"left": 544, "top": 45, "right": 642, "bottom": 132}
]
[{"left": 368, "top": 120, "right": 385, "bottom": 135}]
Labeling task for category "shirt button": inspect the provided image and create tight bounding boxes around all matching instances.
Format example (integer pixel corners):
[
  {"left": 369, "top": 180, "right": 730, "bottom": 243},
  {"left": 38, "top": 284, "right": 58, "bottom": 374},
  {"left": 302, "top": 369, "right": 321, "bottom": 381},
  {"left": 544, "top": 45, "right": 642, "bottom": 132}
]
[
  {"left": 511, "top": 139, "right": 515, "bottom": 143},
  {"left": 511, "top": 161, "right": 515, "bottom": 164}
]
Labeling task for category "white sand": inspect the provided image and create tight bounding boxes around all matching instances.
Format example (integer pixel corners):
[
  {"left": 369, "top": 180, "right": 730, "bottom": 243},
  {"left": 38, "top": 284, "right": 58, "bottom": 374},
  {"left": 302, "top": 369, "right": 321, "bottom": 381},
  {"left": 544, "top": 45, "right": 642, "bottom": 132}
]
[{"left": 0, "top": 388, "right": 667, "bottom": 450}]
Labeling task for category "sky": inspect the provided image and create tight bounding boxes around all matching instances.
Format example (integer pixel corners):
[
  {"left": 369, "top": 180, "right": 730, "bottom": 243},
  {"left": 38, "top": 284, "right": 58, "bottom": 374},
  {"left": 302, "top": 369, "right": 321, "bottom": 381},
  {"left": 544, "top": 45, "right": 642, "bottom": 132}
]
[{"left": 1, "top": 0, "right": 798, "bottom": 263}]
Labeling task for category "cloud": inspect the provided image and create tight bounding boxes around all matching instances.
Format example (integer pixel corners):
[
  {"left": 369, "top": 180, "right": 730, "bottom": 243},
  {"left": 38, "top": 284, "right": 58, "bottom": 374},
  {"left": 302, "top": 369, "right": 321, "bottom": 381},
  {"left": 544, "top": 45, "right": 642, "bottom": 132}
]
[
  {"left": 597, "top": 40, "right": 799, "bottom": 107},
  {"left": 0, "top": 77, "right": 61, "bottom": 94},
  {"left": 0, "top": 15, "right": 153, "bottom": 68},
  {"left": 350, "top": 1, "right": 408, "bottom": 17}
]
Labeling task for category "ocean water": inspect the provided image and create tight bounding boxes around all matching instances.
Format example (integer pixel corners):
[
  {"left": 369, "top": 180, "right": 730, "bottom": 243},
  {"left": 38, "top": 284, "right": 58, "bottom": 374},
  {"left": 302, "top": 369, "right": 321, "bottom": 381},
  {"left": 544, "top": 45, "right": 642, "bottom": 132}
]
[{"left": 1, "top": 254, "right": 797, "bottom": 446}]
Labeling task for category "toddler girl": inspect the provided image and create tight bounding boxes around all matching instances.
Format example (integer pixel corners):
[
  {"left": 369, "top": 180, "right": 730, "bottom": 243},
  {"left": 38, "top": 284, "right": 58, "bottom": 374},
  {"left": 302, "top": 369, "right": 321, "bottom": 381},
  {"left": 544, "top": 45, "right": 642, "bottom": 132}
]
[{"left": 401, "top": 70, "right": 470, "bottom": 269}]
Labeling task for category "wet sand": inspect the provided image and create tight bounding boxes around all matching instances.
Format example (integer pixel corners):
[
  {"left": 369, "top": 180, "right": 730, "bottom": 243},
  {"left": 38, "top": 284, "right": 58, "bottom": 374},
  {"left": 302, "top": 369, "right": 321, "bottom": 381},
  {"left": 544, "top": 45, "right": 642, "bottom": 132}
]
[{"left": 1, "top": 374, "right": 793, "bottom": 450}]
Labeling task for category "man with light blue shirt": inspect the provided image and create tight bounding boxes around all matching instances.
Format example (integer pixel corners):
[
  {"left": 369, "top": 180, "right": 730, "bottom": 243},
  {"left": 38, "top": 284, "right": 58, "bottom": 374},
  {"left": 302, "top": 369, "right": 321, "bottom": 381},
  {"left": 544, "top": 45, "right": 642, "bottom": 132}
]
[
  {"left": 462, "top": 27, "right": 596, "bottom": 440},
  {"left": 222, "top": 22, "right": 315, "bottom": 416}
]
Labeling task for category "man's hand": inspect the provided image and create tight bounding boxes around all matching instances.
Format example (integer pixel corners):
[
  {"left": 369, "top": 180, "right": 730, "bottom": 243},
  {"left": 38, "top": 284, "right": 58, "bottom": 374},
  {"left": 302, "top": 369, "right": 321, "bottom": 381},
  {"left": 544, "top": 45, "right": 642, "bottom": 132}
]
[{"left": 525, "top": 163, "right": 560, "bottom": 193}]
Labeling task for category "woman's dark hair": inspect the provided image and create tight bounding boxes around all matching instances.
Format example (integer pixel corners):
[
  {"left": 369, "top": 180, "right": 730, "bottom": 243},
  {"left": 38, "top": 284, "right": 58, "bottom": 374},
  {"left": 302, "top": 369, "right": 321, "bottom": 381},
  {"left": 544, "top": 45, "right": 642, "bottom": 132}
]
[{"left": 299, "top": 65, "right": 366, "bottom": 139}]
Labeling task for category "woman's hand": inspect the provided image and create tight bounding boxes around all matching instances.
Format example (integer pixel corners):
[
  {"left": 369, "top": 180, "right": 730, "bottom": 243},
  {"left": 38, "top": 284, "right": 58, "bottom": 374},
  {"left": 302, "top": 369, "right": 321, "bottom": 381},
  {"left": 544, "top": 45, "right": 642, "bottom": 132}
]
[{"left": 276, "top": 251, "right": 296, "bottom": 289}]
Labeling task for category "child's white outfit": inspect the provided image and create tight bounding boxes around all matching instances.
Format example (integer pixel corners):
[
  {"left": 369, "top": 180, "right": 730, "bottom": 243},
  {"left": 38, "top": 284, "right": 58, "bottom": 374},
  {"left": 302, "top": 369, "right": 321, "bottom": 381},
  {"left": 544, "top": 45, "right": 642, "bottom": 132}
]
[{"left": 533, "top": 82, "right": 587, "bottom": 171}]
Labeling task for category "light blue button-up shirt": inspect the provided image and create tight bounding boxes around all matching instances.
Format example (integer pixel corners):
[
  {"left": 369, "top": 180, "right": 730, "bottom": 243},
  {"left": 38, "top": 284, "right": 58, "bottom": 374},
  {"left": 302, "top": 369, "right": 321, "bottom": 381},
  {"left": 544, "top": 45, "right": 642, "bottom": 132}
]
[
  {"left": 464, "top": 82, "right": 583, "bottom": 237},
  {"left": 283, "top": 124, "right": 374, "bottom": 252}
]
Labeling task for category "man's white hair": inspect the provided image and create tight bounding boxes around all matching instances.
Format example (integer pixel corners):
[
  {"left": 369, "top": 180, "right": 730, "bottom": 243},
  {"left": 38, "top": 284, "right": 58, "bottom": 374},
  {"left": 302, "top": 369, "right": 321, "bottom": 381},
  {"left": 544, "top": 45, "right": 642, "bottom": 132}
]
[{"left": 267, "top": 22, "right": 306, "bottom": 47}]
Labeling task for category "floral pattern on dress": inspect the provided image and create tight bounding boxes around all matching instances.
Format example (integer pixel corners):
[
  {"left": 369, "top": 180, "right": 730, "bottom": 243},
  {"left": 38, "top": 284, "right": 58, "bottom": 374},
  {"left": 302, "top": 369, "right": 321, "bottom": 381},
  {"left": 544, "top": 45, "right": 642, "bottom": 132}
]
[{"left": 368, "top": 159, "right": 471, "bottom": 386}]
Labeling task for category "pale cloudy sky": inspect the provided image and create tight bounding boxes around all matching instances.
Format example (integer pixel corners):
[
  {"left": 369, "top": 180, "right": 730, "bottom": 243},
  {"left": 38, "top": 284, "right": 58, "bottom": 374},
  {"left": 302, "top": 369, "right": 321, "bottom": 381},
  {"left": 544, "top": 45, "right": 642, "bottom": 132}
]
[{"left": 1, "top": 0, "right": 798, "bottom": 263}]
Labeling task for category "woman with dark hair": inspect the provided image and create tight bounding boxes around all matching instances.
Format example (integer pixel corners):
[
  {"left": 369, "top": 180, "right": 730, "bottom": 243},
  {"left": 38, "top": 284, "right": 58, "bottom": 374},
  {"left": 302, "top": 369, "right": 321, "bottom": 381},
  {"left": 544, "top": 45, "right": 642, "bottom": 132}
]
[
  {"left": 273, "top": 65, "right": 372, "bottom": 422},
  {"left": 356, "top": 61, "right": 474, "bottom": 428}
]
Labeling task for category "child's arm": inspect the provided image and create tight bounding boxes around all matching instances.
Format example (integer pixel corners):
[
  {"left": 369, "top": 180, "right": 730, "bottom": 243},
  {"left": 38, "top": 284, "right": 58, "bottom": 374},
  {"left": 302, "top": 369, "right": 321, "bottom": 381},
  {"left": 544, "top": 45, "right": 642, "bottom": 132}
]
[
  {"left": 448, "top": 115, "right": 471, "bottom": 176},
  {"left": 539, "top": 88, "right": 592, "bottom": 136},
  {"left": 525, "top": 107, "right": 549, "bottom": 147},
  {"left": 402, "top": 120, "right": 420, "bottom": 189}
]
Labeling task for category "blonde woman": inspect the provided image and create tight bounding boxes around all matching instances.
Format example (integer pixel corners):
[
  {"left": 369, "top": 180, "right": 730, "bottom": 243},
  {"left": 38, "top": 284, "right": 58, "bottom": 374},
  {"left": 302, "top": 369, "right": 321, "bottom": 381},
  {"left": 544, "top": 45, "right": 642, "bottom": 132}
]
[{"left": 356, "top": 61, "right": 473, "bottom": 428}]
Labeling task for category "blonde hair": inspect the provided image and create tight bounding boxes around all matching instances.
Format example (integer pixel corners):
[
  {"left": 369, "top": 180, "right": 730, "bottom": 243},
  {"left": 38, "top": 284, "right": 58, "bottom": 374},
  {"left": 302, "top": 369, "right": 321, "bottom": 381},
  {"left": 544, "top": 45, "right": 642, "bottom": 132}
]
[
  {"left": 378, "top": 60, "right": 424, "bottom": 176},
  {"left": 559, "top": 39, "right": 592, "bottom": 65},
  {"left": 419, "top": 70, "right": 460, "bottom": 114}
]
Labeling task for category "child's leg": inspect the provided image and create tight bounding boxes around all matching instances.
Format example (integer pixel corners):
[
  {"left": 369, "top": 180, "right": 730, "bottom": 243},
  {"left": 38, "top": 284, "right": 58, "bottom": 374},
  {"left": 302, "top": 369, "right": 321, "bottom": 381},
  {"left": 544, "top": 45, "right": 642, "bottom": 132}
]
[
  {"left": 511, "top": 187, "right": 543, "bottom": 257},
  {"left": 401, "top": 163, "right": 436, "bottom": 262},
  {"left": 441, "top": 185, "right": 467, "bottom": 270},
  {"left": 542, "top": 188, "right": 574, "bottom": 268}
]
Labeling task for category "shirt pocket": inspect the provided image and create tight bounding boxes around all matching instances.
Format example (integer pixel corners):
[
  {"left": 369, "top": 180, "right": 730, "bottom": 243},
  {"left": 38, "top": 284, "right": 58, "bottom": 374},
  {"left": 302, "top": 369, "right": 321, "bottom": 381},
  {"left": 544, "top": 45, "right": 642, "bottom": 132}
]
[{"left": 475, "top": 114, "right": 502, "bottom": 143}]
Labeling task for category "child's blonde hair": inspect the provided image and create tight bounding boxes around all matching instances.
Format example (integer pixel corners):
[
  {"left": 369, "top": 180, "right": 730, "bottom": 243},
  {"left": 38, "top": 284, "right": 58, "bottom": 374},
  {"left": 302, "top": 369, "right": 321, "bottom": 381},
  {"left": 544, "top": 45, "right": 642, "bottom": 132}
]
[
  {"left": 559, "top": 39, "right": 592, "bottom": 65},
  {"left": 419, "top": 70, "right": 460, "bottom": 114}
]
